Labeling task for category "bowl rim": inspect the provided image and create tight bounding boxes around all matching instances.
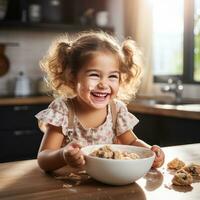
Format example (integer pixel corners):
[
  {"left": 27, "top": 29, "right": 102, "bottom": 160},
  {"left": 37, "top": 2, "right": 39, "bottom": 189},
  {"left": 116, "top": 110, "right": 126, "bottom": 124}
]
[{"left": 81, "top": 144, "right": 155, "bottom": 162}]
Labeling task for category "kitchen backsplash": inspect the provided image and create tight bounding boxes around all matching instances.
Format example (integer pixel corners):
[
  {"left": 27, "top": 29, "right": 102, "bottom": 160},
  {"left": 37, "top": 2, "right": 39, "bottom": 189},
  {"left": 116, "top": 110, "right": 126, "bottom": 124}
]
[
  {"left": 0, "top": 0, "right": 125, "bottom": 96},
  {"left": 0, "top": 29, "right": 200, "bottom": 99},
  {"left": 0, "top": 30, "right": 61, "bottom": 95}
]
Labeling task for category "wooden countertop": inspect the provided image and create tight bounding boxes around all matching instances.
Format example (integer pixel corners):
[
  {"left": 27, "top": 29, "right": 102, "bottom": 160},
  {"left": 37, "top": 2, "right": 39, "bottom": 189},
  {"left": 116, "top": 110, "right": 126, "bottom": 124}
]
[
  {"left": 0, "top": 96, "right": 54, "bottom": 106},
  {"left": 127, "top": 101, "right": 200, "bottom": 120},
  {"left": 0, "top": 143, "right": 200, "bottom": 200},
  {"left": 0, "top": 96, "right": 200, "bottom": 120}
]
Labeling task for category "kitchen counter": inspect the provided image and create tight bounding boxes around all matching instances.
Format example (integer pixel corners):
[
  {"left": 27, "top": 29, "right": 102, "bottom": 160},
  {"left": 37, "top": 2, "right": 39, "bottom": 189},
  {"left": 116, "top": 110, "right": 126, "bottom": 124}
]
[
  {"left": 127, "top": 100, "right": 200, "bottom": 120},
  {"left": 0, "top": 96, "right": 200, "bottom": 120},
  {"left": 0, "top": 143, "right": 200, "bottom": 200},
  {"left": 0, "top": 96, "right": 54, "bottom": 105}
]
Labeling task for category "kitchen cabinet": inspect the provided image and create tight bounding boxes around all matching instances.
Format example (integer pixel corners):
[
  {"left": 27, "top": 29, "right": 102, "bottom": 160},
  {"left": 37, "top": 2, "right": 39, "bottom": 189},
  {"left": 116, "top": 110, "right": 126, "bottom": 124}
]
[
  {"left": 0, "top": 103, "right": 48, "bottom": 163},
  {"left": 0, "top": 21, "right": 113, "bottom": 33},
  {"left": 133, "top": 112, "right": 200, "bottom": 147},
  {"left": 1, "top": 0, "right": 112, "bottom": 32}
]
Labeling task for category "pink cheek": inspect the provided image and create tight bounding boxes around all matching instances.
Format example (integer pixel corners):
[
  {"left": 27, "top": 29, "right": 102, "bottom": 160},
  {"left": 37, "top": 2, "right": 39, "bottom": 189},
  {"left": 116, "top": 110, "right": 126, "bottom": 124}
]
[
  {"left": 77, "top": 84, "right": 94, "bottom": 94},
  {"left": 88, "top": 86, "right": 94, "bottom": 91},
  {"left": 87, "top": 80, "right": 98, "bottom": 91}
]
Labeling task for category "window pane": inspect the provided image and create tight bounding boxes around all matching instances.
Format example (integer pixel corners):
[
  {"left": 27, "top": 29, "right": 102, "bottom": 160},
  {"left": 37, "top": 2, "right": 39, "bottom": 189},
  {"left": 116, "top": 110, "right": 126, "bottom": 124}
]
[
  {"left": 194, "top": 0, "right": 200, "bottom": 81},
  {"left": 152, "top": 0, "right": 184, "bottom": 76}
]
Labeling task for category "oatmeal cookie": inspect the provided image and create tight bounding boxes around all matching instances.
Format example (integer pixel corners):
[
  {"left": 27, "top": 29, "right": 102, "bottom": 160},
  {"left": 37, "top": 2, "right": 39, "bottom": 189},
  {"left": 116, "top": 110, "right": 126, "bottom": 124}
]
[
  {"left": 167, "top": 158, "right": 185, "bottom": 170},
  {"left": 172, "top": 169, "right": 193, "bottom": 186},
  {"left": 183, "top": 163, "right": 200, "bottom": 177}
]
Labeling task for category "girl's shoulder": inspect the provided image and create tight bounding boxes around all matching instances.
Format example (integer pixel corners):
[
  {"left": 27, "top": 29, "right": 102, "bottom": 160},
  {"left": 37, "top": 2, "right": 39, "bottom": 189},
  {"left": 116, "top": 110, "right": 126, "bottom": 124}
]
[
  {"left": 35, "top": 97, "right": 71, "bottom": 123},
  {"left": 47, "top": 97, "right": 70, "bottom": 113},
  {"left": 112, "top": 99, "right": 128, "bottom": 112},
  {"left": 114, "top": 99, "right": 139, "bottom": 135},
  {"left": 35, "top": 97, "right": 72, "bottom": 129}
]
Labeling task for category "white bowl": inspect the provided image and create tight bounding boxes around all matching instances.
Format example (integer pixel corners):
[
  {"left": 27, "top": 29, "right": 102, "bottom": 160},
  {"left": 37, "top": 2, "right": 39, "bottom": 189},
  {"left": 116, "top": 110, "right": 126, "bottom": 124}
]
[{"left": 81, "top": 144, "right": 155, "bottom": 185}]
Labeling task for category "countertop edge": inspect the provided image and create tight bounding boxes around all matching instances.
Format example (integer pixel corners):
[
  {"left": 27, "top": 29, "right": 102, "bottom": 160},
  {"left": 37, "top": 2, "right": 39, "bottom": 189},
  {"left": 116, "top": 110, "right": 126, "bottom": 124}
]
[
  {"left": 0, "top": 96, "right": 199, "bottom": 120},
  {"left": 0, "top": 96, "right": 54, "bottom": 105},
  {"left": 127, "top": 102, "right": 200, "bottom": 120}
]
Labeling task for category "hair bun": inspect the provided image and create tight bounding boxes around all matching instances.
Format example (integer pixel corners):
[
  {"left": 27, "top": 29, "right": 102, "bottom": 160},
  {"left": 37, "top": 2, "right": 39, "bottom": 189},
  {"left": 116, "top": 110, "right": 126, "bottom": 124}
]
[{"left": 122, "top": 39, "right": 135, "bottom": 57}]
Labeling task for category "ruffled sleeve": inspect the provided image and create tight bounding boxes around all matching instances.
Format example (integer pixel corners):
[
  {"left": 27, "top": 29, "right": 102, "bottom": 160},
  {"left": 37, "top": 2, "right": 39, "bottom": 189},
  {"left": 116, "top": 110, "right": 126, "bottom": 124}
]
[
  {"left": 35, "top": 98, "right": 69, "bottom": 136},
  {"left": 115, "top": 100, "right": 139, "bottom": 136}
]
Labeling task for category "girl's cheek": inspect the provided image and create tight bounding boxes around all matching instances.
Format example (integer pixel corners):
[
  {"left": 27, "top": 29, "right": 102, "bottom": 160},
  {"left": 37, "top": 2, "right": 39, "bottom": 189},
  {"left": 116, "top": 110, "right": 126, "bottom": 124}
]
[
  {"left": 77, "top": 79, "right": 97, "bottom": 92},
  {"left": 112, "top": 82, "right": 120, "bottom": 91},
  {"left": 87, "top": 79, "right": 98, "bottom": 91}
]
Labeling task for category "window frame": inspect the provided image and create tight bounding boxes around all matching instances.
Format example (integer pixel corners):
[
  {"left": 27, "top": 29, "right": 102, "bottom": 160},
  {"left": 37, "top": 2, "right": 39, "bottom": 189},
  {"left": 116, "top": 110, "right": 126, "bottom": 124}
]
[{"left": 154, "top": 0, "right": 199, "bottom": 84}]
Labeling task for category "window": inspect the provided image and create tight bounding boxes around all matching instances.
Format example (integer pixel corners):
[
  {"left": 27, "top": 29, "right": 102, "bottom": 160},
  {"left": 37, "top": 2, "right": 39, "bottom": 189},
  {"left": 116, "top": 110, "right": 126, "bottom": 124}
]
[
  {"left": 194, "top": 0, "right": 200, "bottom": 81},
  {"left": 152, "top": 0, "right": 200, "bottom": 83}
]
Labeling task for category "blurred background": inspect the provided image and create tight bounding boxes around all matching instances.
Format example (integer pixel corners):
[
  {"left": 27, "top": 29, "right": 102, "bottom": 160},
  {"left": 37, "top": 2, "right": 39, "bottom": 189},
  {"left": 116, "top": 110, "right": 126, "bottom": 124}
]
[
  {"left": 0, "top": 0, "right": 200, "bottom": 163},
  {"left": 0, "top": 0, "right": 200, "bottom": 98}
]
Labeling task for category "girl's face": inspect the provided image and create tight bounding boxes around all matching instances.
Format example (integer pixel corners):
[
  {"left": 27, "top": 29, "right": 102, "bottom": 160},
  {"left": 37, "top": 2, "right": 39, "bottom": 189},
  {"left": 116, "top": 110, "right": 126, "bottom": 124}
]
[{"left": 75, "top": 51, "right": 120, "bottom": 110}]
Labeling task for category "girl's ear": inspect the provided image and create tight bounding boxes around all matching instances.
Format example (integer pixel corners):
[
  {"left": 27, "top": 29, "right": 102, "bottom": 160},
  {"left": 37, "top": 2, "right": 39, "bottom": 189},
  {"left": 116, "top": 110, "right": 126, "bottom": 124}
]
[
  {"left": 64, "top": 68, "right": 75, "bottom": 87},
  {"left": 70, "top": 76, "right": 77, "bottom": 90},
  {"left": 70, "top": 71, "right": 78, "bottom": 91}
]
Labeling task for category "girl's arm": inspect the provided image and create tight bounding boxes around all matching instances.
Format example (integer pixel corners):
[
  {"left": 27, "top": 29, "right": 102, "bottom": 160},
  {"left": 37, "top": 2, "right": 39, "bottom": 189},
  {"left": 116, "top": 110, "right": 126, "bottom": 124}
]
[
  {"left": 37, "top": 124, "right": 85, "bottom": 172},
  {"left": 114, "top": 130, "right": 150, "bottom": 148},
  {"left": 37, "top": 124, "right": 67, "bottom": 171},
  {"left": 115, "top": 130, "right": 165, "bottom": 168}
]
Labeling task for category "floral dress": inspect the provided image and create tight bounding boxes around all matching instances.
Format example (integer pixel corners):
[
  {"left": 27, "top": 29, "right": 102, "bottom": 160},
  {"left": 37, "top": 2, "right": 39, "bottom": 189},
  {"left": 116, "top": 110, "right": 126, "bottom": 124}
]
[{"left": 35, "top": 98, "right": 139, "bottom": 146}]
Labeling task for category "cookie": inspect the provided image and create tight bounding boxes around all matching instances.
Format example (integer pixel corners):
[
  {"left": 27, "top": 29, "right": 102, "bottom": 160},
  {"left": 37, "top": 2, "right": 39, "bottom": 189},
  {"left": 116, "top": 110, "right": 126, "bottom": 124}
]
[
  {"left": 172, "top": 169, "right": 193, "bottom": 186},
  {"left": 167, "top": 158, "right": 185, "bottom": 170},
  {"left": 183, "top": 163, "right": 200, "bottom": 177}
]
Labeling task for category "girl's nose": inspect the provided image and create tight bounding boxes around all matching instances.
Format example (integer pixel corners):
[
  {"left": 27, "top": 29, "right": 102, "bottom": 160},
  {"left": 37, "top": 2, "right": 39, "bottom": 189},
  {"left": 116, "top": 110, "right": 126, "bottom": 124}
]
[{"left": 97, "top": 80, "right": 108, "bottom": 89}]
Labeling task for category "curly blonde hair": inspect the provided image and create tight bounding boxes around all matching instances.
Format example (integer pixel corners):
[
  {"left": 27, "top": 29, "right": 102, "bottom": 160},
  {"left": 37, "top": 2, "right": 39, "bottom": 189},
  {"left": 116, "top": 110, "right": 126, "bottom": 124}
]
[{"left": 40, "top": 31, "right": 143, "bottom": 102}]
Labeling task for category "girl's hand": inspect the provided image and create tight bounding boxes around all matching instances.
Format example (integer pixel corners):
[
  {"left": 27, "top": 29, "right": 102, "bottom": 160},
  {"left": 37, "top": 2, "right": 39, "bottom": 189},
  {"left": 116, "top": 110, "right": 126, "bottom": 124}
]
[
  {"left": 151, "top": 145, "right": 165, "bottom": 168},
  {"left": 63, "top": 142, "right": 85, "bottom": 168}
]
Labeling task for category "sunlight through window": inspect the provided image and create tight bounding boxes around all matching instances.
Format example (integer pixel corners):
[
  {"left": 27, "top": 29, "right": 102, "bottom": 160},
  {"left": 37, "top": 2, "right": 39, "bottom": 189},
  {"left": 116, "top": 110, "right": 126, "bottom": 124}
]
[
  {"left": 152, "top": 0, "right": 184, "bottom": 76},
  {"left": 194, "top": 0, "right": 200, "bottom": 81}
]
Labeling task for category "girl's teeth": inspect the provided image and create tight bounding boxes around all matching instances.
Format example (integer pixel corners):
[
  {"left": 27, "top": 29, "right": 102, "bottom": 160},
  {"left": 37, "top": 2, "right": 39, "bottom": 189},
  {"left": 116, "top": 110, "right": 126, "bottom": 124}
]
[{"left": 92, "top": 92, "right": 107, "bottom": 97}]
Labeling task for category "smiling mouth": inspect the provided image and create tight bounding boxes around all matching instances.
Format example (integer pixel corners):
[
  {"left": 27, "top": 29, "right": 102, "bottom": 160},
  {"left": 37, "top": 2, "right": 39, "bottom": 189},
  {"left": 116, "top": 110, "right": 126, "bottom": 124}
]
[{"left": 91, "top": 92, "right": 110, "bottom": 99}]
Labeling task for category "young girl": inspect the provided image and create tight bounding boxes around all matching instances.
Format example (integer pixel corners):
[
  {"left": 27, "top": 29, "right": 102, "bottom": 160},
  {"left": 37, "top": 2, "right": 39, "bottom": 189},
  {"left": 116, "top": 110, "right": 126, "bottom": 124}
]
[{"left": 35, "top": 31, "right": 165, "bottom": 172}]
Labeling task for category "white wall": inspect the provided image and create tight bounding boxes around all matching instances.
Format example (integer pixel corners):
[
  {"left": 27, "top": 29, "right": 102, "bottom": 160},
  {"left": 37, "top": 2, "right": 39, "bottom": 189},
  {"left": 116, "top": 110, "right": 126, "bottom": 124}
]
[
  {"left": 0, "top": 0, "right": 126, "bottom": 96},
  {"left": 1, "top": 29, "right": 200, "bottom": 99},
  {"left": 0, "top": 30, "right": 60, "bottom": 95},
  {"left": 107, "top": 0, "right": 124, "bottom": 40}
]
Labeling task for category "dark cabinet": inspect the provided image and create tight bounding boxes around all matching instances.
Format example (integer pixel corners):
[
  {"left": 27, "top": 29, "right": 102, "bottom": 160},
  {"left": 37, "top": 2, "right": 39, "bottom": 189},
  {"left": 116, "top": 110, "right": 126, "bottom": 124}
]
[
  {"left": 0, "top": 104, "right": 48, "bottom": 163},
  {"left": 4, "top": 0, "right": 76, "bottom": 24},
  {"left": 1, "top": 0, "right": 111, "bottom": 32},
  {"left": 133, "top": 112, "right": 200, "bottom": 147}
]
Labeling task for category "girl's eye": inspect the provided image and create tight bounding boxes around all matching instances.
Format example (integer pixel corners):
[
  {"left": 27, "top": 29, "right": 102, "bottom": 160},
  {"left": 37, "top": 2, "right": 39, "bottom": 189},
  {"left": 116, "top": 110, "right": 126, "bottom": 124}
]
[
  {"left": 89, "top": 73, "right": 99, "bottom": 77},
  {"left": 109, "top": 75, "right": 119, "bottom": 79}
]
